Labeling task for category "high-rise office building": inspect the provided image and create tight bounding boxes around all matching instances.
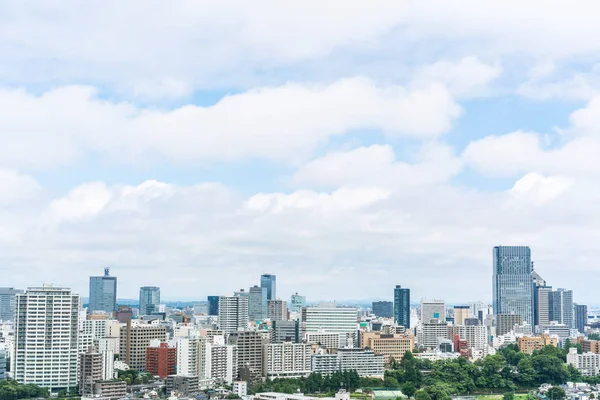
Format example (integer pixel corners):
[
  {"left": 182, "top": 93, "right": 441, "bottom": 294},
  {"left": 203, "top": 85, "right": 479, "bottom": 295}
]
[
  {"left": 267, "top": 300, "right": 288, "bottom": 322},
  {"left": 393, "top": 286, "right": 410, "bottom": 328},
  {"left": 290, "top": 293, "right": 306, "bottom": 313},
  {"left": 208, "top": 296, "right": 220, "bottom": 316},
  {"left": 551, "top": 288, "right": 573, "bottom": 327},
  {"left": 13, "top": 285, "right": 80, "bottom": 392},
  {"left": 139, "top": 286, "right": 160, "bottom": 316},
  {"left": 493, "top": 246, "right": 534, "bottom": 324},
  {"left": 218, "top": 295, "right": 249, "bottom": 334},
  {"left": 453, "top": 305, "right": 470, "bottom": 325},
  {"left": 575, "top": 304, "right": 588, "bottom": 334},
  {"left": 421, "top": 299, "right": 446, "bottom": 323},
  {"left": 372, "top": 301, "right": 393, "bottom": 319},
  {"left": 0, "top": 287, "right": 23, "bottom": 322},
  {"left": 248, "top": 286, "right": 267, "bottom": 322},
  {"left": 302, "top": 306, "right": 357, "bottom": 334},
  {"left": 534, "top": 273, "right": 552, "bottom": 329},
  {"left": 89, "top": 268, "right": 117, "bottom": 314},
  {"left": 260, "top": 274, "right": 276, "bottom": 301},
  {"left": 496, "top": 314, "right": 523, "bottom": 336},
  {"left": 119, "top": 323, "right": 167, "bottom": 371},
  {"left": 272, "top": 320, "right": 304, "bottom": 343}
]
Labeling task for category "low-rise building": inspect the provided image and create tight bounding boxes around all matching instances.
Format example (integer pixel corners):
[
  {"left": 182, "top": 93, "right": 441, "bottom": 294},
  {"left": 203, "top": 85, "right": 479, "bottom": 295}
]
[
  {"left": 263, "top": 342, "right": 312, "bottom": 379},
  {"left": 94, "top": 380, "right": 127, "bottom": 400},
  {"left": 359, "top": 332, "right": 414, "bottom": 366},
  {"left": 583, "top": 340, "right": 600, "bottom": 354},
  {"left": 233, "top": 381, "right": 248, "bottom": 397},
  {"left": 517, "top": 334, "right": 558, "bottom": 354},
  {"left": 567, "top": 347, "right": 600, "bottom": 376},
  {"left": 165, "top": 375, "right": 199, "bottom": 395}
]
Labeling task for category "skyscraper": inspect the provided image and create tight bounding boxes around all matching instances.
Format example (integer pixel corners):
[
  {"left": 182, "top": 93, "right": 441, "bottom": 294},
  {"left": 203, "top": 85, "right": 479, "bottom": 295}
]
[
  {"left": 290, "top": 293, "right": 306, "bottom": 313},
  {"left": 493, "top": 246, "right": 534, "bottom": 324},
  {"left": 208, "top": 296, "right": 220, "bottom": 316},
  {"left": 421, "top": 299, "right": 446, "bottom": 323},
  {"left": 394, "top": 286, "right": 410, "bottom": 328},
  {"left": 218, "top": 295, "right": 249, "bottom": 334},
  {"left": 139, "top": 286, "right": 160, "bottom": 316},
  {"left": 0, "top": 287, "right": 23, "bottom": 322},
  {"left": 574, "top": 303, "right": 588, "bottom": 334},
  {"left": 248, "top": 285, "right": 267, "bottom": 322},
  {"left": 372, "top": 301, "right": 393, "bottom": 318},
  {"left": 551, "top": 288, "right": 573, "bottom": 327},
  {"left": 89, "top": 268, "right": 117, "bottom": 314},
  {"left": 13, "top": 285, "right": 80, "bottom": 391},
  {"left": 260, "top": 274, "right": 276, "bottom": 301},
  {"left": 532, "top": 270, "right": 552, "bottom": 329}
]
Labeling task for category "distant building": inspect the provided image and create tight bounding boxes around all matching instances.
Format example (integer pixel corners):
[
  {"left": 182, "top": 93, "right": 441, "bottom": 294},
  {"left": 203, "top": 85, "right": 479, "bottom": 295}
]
[
  {"left": 13, "top": 286, "right": 80, "bottom": 392},
  {"left": 417, "top": 321, "right": 449, "bottom": 348},
  {"left": 0, "top": 343, "right": 6, "bottom": 380},
  {"left": 535, "top": 285, "right": 553, "bottom": 330},
  {"left": 448, "top": 325, "right": 488, "bottom": 351},
  {"left": 575, "top": 304, "right": 588, "bottom": 334},
  {"left": 272, "top": 320, "right": 304, "bottom": 343},
  {"left": 517, "top": 334, "right": 558, "bottom": 354},
  {"left": 493, "top": 246, "right": 534, "bottom": 325},
  {"left": 229, "top": 331, "right": 266, "bottom": 382},
  {"left": 551, "top": 288, "right": 573, "bottom": 327},
  {"left": 79, "top": 346, "right": 113, "bottom": 396},
  {"left": 94, "top": 380, "right": 127, "bottom": 400},
  {"left": 0, "top": 287, "right": 23, "bottom": 322},
  {"left": 393, "top": 286, "right": 410, "bottom": 328},
  {"left": 372, "top": 301, "right": 393, "bottom": 319},
  {"left": 421, "top": 299, "right": 446, "bottom": 323},
  {"left": 359, "top": 331, "right": 414, "bottom": 366},
  {"left": 263, "top": 342, "right": 312, "bottom": 379},
  {"left": 249, "top": 285, "right": 267, "bottom": 322},
  {"left": 146, "top": 340, "right": 177, "bottom": 378},
  {"left": 453, "top": 306, "right": 470, "bottom": 325},
  {"left": 89, "top": 268, "right": 117, "bottom": 314},
  {"left": 218, "top": 295, "right": 249, "bottom": 334},
  {"left": 116, "top": 306, "right": 133, "bottom": 323},
  {"left": 302, "top": 306, "right": 357, "bottom": 334},
  {"left": 120, "top": 323, "right": 168, "bottom": 371},
  {"left": 338, "top": 349, "right": 385, "bottom": 378},
  {"left": 582, "top": 340, "right": 600, "bottom": 354},
  {"left": 567, "top": 347, "right": 600, "bottom": 376},
  {"left": 208, "top": 296, "right": 220, "bottom": 316},
  {"left": 139, "top": 286, "right": 160, "bottom": 316},
  {"left": 166, "top": 375, "right": 199, "bottom": 396},
  {"left": 210, "top": 336, "right": 238, "bottom": 384},
  {"left": 267, "top": 300, "right": 288, "bottom": 322},
  {"left": 261, "top": 274, "right": 277, "bottom": 301},
  {"left": 290, "top": 293, "right": 306, "bottom": 313},
  {"left": 496, "top": 314, "right": 523, "bottom": 336}
]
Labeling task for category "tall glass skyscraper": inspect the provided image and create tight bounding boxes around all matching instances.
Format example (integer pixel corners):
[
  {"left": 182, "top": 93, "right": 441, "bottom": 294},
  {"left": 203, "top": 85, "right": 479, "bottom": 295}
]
[
  {"left": 261, "top": 273, "right": 276, "bottom": 301},
  {"left": 89, "top": 268, "right": 117, "bottom": 314},
  {"left": 493, "top": 246, "right": 534, "bottom": 324},
  {"left": 207, "top": 296, "right": 219, "bottom": 316},
  {"left": 394, "top": 285, "right": 410, "bottom": 328},
  {"left": 139, "top": 286, "right": 160, "bottom": 315},
  {"left": 248, "top": 285, "right": 267, "bottom": 321}
]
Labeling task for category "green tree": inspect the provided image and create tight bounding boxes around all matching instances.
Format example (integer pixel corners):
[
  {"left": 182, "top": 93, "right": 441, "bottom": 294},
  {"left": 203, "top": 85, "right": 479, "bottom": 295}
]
[
  {"left": 414, "top": 390, "right": 431, "bottom": 400},
  {"left": 402, "top": 382, "right": 417, "bottom": 398},
  {"left": 384, "top": 377, "right": 401, "bottom": 388},
  {"left": 503, "top": 392, "right": 515, "bottom": 400},
  {"left": 546, "top": 387, "right": 566, "bottom": 400}
]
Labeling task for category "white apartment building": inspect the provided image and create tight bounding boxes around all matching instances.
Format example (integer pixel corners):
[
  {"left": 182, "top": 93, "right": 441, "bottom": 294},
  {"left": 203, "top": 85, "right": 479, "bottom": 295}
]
[
  {"left": 97, "top": 337, "right": 119, "bottom": 355},
  {"left": 311, "top": 354, "right": 339, "bottom": 375},
  {"left": 218, "top": 295, "right": 249, "bottom": 334},
  {"left": 305, "top": 332, "right": 340, "bottom": 350},
  {"left": 302, "top": 306, "right": 357, "bottom": 334},
  {"left": 417, "top": 322, "right": 449, "bottom": 348},
  {"left": 13, "top": 286, "right": 80, "bottom": 392},
  {"left": 448, "top": 325, "right": 488, "bottom": 350},
  {"left": 209, "top": 338, "right": 238, "bottom": 384},
  {"left": 567, "top": 348, "right": 600, "bottom": 376},
  {"left": 310, "top": 349, "right": 384, "bottom": 378},
  {"left": 263, "top": 342, "right": 311, "bottom": 379}
]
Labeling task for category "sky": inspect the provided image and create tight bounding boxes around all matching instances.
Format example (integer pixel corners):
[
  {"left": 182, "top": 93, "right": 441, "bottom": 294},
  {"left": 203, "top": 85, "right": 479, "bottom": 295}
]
[{"left": 1, "top": 1, "right": 600, "bottom": 304}]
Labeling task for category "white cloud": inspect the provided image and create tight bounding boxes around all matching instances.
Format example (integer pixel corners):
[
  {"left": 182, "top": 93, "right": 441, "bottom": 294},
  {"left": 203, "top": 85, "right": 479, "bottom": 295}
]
[
  {"left": 292, "top": 143, "right": 462, "bottom": 188},
  {"left": 0, "top": 168, "right": 40, "bottom": 205},
  {"left": 508, "top": 173, "right": 573, "bottom": 206},
  {"left": 0, "top": 79, "right": 460, "bottom": 169}
]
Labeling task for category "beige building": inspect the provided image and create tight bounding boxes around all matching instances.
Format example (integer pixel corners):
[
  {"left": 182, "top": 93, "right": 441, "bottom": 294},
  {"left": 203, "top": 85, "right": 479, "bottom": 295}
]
[
  {"left": 583, "top": 340, "right": 600, "bottom": 354},
  {"left": 95, "top": 380, "right": 127, "bottom": 400},
  {"left": 359, "top": 332, "right": 414, "bottom": 366},
  {"left": 517, "top": 334, "right": 558, "bottom": 354},
  {"left": 453, "top": 306, "right": 470, "bottom": 326},
  {"left": 119, "top": 322, "right": 167, "bottom": 371}
]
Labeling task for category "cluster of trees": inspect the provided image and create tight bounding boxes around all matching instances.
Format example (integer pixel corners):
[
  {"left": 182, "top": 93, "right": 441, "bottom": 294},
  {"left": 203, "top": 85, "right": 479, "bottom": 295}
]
[
  {"left": 0, "top": 380, "right": 49, "bottom": 400},
  {"left": 117, "top": 369, "right": 153, "bottom": 385},
  {"left": 251, "top": 370, "right": 364, "bottom": 395}
]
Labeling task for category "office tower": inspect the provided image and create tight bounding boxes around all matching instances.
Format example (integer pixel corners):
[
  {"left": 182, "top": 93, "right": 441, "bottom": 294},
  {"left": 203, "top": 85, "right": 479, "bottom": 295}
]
[
  {"left": 119, "top": 323, "right": 167, "bottom": 371},
  {"left": 421, "top": 299, "right": 446, "bottom": 323},
  {"left": 139, "top": 286, "right": 160, "bottom": 316},
  {"left": 575, "top": 304, "right": 588, "bottom": 334},
  {"left": 302, "top": 306, "right": 357, "bottom": 334},
  {"left": 372, "top": 301, "right": 393, "bottom": 318},
  {"left": 453, "top": 305, "right": 470, "bottom": 325},
  {"left": 89, "top": 268, "right": 117, "bottom": 314},
  {"left": 493, "top": 246, "right": 534, "bottom": 324},
  {"left": 0, "top": 287, "right": 23, "bottom": 322},
  {"left": 290, "top": 293, "right": 306, "bottom": 313},
  {"left": 417, "top": 321, "right": 449, "bottom": 348},
  {"left": 263, "top": 342, "right": 312, "bottom": 379},
  {"left": 535, "top": 286, "right": 553, "bottom": 329},
  {"left": 13, "top": 286, "right": 80, "bottom": 392},
  {"left": 267, "top": 299, "right": 288, "bottom": 322},
  {"left": 0, "top": 343, "right": 5, "bottom": 380},
  {"left": 146, "top": 340, "right": 177, "bottom": 379},
  {"left": 272, "top": 320, "right": 304, "bottom": 343},
  {"left": 115, "top": 306, "right": 133, "bottom": 323},
  {"left": 228, "top": 331, "right": 265, "bottom": 382},
  {"left": 260, "top": 274, "right": 277, "bottom": 301},
  {"left": 551, "top": 288, "right": 574, "bottom": 327},
  {"left": 248, "top": 286, "right": 267, "bottom": 322},
  {"left": 208, "top": 296, "right": 220, "bottom": 316},
  {"left": 393, "top": 286, "right": 410, "bottom": 328},
  {"left": 218, "top": 295, "right": 249, "bottom": 334},
  {"left": 496, "top": 314, "right": 523, "bottom": 336}
]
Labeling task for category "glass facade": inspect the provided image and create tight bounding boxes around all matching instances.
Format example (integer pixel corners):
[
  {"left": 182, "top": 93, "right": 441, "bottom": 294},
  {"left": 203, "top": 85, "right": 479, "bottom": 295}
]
[
  {"left": 207, "top": 296, "right": 219, "bottom": 316},
  {"left": 0, "top": 287, "right": 23, "bottom": 322},
  {"left": 574, "top": 303, "right": 588, "bottom": 334},
  {"left": 393, "top": 285, "right": 410, "bottom": 328},
  {"left": 139, "top": 286, "right": 160, "bottom": 315},
  {"left": 493, "top": 246, "right": 534, "bottom": 324},
  {"left": 248, "top": 285, "right": 267, "bottom": 321},
  {"left": 261, "top": 274, "right": 276, "bottom": 301},
  {"left": 372, "top": 301, "right": 393, "bottom": 318},
  {"left": 88, "top": 268, "right": 117, "bottom": 314},
  {"left": 290, "top": 293, "right": 306, "bottom": 313}
]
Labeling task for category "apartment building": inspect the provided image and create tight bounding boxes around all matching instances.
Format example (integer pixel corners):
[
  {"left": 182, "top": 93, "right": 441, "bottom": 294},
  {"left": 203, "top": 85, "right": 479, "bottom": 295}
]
[{"left": 263, "top": 342, "right": 312, "bottom": 379}]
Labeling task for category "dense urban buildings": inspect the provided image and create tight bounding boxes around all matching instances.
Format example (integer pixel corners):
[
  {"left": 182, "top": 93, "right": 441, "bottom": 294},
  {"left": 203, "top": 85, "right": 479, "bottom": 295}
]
[
  {"left": 13, "top": 286, "right": 80, "bottom": 392},
  {"left": 393, "top": 286, "right": 410, "bottom": 328},
  {"left": 88, "top": 268, "right": 117, "bottom": 314},
  {"left": 260, "top": 274, "right": 277, "bottom": 301},
  {"left": 493, "top": 246, "right": 534, "bottom": 324},
  {"left": 139, "top": 286, "right": 160, "bottom": 316},
  {"left": 372, "top": 301, "right": 393, "bottom": 319}
]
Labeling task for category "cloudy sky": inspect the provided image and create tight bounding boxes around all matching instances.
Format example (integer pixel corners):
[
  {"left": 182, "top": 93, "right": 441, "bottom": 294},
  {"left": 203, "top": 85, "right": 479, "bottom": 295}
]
[{"left": 1, "top": 1, "right": 600, "bottom": 304}]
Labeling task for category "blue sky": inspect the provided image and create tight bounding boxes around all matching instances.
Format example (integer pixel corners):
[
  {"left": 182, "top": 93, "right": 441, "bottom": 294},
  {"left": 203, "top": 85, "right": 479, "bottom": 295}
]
[{"left": 2, "top": 1, "right": 600, "bottom": 307}]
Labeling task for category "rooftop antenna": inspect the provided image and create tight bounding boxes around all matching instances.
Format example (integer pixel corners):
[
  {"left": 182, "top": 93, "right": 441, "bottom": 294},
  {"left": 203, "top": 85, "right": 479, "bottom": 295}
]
[{"left": 104, "top": 267, "right": 110, "bottom": 277}]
